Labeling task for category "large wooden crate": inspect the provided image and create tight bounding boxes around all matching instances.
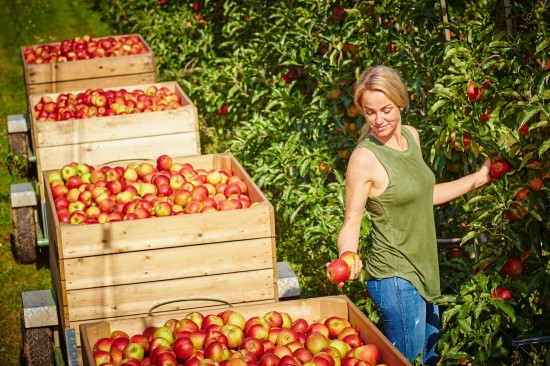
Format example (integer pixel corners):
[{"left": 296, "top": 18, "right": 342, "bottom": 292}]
[
  {"left": 21, "top": 34, "right": 156, "bottom": 95},
  {"left": 44, "top": 153, "right": 278, "bottom": 349},
  {"left": 29, "top": 81, "right": 200, "bottom": 202},
  {"left": 80, "top": 296, "right": 411, "bottom": 366}
]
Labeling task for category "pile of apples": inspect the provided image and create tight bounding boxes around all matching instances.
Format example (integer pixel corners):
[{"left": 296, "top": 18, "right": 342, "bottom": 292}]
[
  {"left": 23, "top": 34, "right": 148, "bottom": 64},
  {"left": 92, "top": 308, "right": 387, "bottom": 366},
  {"left": 33, "top": 85, "right": 182, "bottom": 121},
  {"left": 48, "top": 154, "right": 253, "bottom": 226}
]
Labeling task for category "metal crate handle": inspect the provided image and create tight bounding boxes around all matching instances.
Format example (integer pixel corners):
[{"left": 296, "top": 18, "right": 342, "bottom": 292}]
[{"left": 148, "top": 298, "right": 233, "bottom": 316}]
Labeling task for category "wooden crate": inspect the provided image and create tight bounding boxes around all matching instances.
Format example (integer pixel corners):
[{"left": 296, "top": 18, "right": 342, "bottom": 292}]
[
  {"left": 29, "top": 81, "right": 200, "bottom": 202},
  {"left": 21, "top": 34, "right": 156, "bottom": 95},
  {"left": 44, "top": 153, "right": 278, "bottom": 348},
  {"left": 80, "top": 296, "right": 411, "bottom": 366}
]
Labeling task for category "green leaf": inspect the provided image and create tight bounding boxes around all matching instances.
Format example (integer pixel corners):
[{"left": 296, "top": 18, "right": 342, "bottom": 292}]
[
  {"left": 539, "top": 139, "right": 550, "bottom": 155},
  {"left": 429, "top": 99, "right": 448, "bottom": 114},
  {"left": 461, "top": 231, "right": 478, "bottom": 243},
  {"left": 536, "top": 39, "right": 550, "bottom": 53},
  {"left": 475, "top": 299, "right": 488, "bottom": 318},
  {"left": 493, "top": 300, "right": 516, "bottom": 322},
  {"left": 519, "top": 105, "right": 542, "bottom": 126},
  {"left": 429, "top": 84, "right": 452, "bottom": 98},
  {"left": 458, "top": 318, "right": 473, "bottom": 332}
]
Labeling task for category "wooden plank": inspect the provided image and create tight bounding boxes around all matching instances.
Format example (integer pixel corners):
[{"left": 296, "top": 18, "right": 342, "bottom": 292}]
[
  {"left": 25, "top": 72, "right": 156, "bottom": 95},
  {"left": 49, "top": 202, "right": 273, "bottom": 259},
  {"left": 66, "top": 269, "right": 276, "bottom": 322},
  {"left": 36, "top": 132, "right": 200, "bottom": 170},
  {"left": 61, "top": 237, "right": 274, "bottom": 290},
  {"left": 22, "top": 34, "right": 155, "bottom": 85}
]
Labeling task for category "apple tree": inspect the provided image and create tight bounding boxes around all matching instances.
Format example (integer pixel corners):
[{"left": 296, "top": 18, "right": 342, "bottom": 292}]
[{"left": 91, "top": 0, "right": 549, "bottom": 362}]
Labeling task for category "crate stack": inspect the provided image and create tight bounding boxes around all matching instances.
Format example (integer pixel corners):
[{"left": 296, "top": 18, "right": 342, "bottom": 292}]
[{"left": 19, "top": 33, "right": 280, "bottom": 362}]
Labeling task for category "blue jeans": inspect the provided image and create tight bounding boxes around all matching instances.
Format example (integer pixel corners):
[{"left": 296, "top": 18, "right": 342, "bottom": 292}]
[{"left": 367, "top": 277, "right": 440, "bottom": 365}]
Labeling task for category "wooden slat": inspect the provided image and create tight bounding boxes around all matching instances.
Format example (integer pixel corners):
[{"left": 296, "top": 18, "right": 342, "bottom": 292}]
[
  {"left": 25, "top": 72, "right": 156, "bottom": 95},
  {"left": 61, "top": 237, "right": 274, "bottom": 290},
  {"left": 66, "top": 269, "right": 276, "bottom": 321},
  {"left": 36, "top": 132, "right": 200, "bottom": 170},
  {"left": 32, "top": 103, "right": 197, "bottom": 147},
  {"left": 56, "top": 203, "right": 273, "bottom": 258}
]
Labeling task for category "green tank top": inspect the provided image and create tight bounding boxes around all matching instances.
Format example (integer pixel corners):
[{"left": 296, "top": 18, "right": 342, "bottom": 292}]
[{"left": 356, "top": 127, "right": 440, "bottom": 301}]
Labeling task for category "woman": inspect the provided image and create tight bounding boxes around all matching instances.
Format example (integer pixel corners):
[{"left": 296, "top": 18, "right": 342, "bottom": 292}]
[{"left": 336, "top": 65, "right": 492, "bottom": 365}]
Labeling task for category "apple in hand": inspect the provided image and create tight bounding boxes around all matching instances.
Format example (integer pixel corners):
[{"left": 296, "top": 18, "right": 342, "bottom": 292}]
[{"left": 326, "top": 259, "right": 351, "bottom": 285}]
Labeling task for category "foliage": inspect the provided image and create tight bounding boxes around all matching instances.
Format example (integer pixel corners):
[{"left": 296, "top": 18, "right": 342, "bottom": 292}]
[{"left": 73, "top": 0, "right": 550, "bottom": 363}]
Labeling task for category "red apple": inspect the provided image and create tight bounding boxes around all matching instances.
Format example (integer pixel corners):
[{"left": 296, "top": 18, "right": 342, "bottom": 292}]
[
  {"left": 324, "top": 317, "right": 350, "bottom": 339},
  {"left": 275, "top": 328, "right": 299, "bottom": 346},
  {"left": 263, "top": 311, "right": 284, "bottom": 328},
  {"left": 157, "top": 154, "right": 173, "bottom": 171},
  {"left": 492, "top": 287, "right": 512, "bottom": 301},
  {"left": 111, "top": 336, "right": 130, "bottom": 353},
  {"left": 204, "top": 341, "right": 230, "bottom": 362},
  {"left": 342, "top": 334, "right": 364, "bottom": 348},
  {"left": 239, "top": 336, "right": 265, "bottom": 360},
  {"left": 490, "top": 159, "right": 511, "bottom": 179},
  {"left": 204, "top": 330, "right": 228, "bottom": 347},
  {"left": 220, "top": 324, "right": 245, "bottom": 349},
  {"left": 279, "top": 355, "right": 301, "bottom": 366},
  {"left": 259, "top": 353, "right": 280, "bottom": 366},
  {"left": 352, "top": 344, "right": 380, "bottom": 366},
  {"left": 173, "top": 336, "right": 195, "bottom": 362},
  {"left": 245, "top": 323, "right": 270, "bottom": 340},
  {"left": 291, "top": 318, "right": 309, "bottom": 334},
  {"left": 305, "top": 332, "right": 330, "bottom": 354},
  {"left": 93, "top": 337, "right": 114, "bottom": 352},
  {"left": 93, "top": 350, "right": 112, "bottom": 365},
  {"left": 326, "top": 259, "right": 351, "bottom": 285},
  {"left": 202, "top": 314, "right": 224, "bottom": 330},
  {"left": 66, "top": 175, "right": 83, "bottom": 190},
  {"left": 306, "top": 322, "right": 330, "bottom": 338}
]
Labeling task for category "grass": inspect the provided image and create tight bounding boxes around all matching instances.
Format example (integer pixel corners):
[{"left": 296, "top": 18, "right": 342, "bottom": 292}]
[{"left": 0, "top": 1, "right": 113, "bottom": 364}]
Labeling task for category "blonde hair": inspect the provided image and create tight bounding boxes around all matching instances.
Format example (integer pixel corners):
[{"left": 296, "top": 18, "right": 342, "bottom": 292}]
[{"left": 354, "top": 65, "right": 407, "bottom": 142}]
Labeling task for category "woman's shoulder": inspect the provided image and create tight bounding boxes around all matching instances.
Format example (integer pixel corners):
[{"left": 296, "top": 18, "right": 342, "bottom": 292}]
[
  {"left": 402, "top": 125, "right": 421, "bottom": 146},
  {"left": 350, "top": 145, "right": 378, "bottom": 167}
]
